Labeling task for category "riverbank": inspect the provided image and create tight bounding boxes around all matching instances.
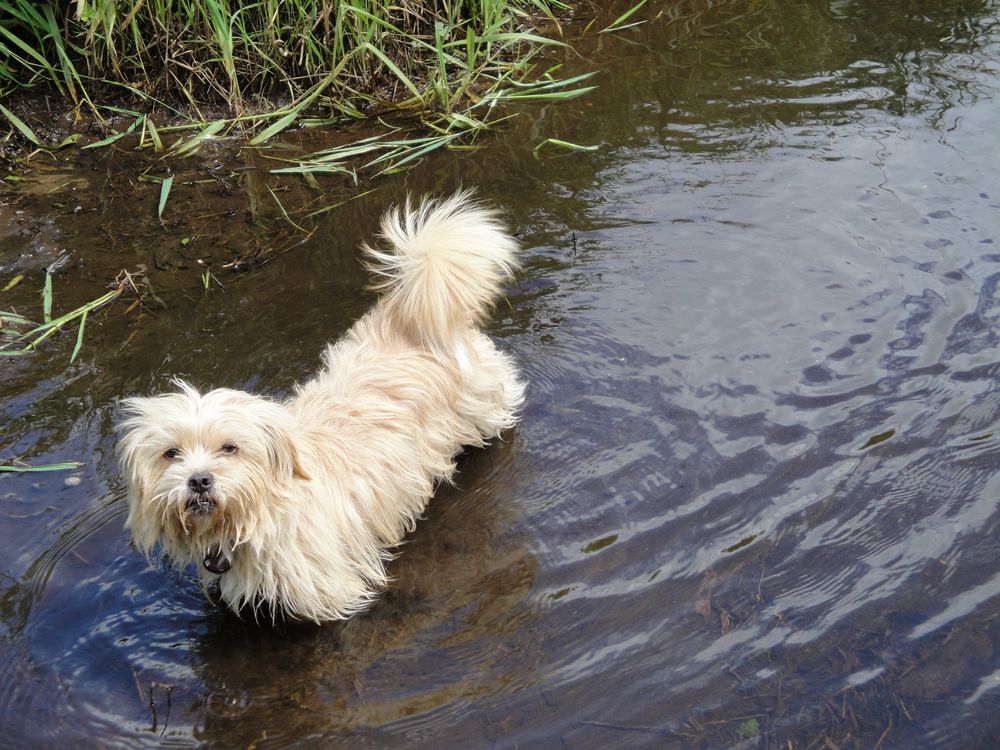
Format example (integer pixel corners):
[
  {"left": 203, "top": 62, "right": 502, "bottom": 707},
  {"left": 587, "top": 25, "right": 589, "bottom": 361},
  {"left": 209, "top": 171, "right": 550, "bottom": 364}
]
[
  {"left": 0, "top": 0, "right": 647, "bottom": 366},
  {"left": 0, "top": 0, "right": 648, "bottom": 163}
]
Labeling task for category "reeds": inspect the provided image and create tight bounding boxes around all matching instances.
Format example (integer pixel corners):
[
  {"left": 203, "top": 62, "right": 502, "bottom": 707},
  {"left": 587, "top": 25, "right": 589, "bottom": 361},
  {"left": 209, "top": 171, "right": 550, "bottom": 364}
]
[
  {"left": 0, "top": 0, "right": 606, "bottom": 173},
  {"left": 2, "top": 1, "right": 572, "bottom": 129},
  {"left": 2, "top": 1, "right": 613, "bottom": 177}
]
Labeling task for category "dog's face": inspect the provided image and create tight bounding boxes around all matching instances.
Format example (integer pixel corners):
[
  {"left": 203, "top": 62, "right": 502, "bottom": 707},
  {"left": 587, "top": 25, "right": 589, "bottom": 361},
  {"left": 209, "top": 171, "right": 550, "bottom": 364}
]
[{"left": 119, "top": 381, "right": 307, "bottom": 574}]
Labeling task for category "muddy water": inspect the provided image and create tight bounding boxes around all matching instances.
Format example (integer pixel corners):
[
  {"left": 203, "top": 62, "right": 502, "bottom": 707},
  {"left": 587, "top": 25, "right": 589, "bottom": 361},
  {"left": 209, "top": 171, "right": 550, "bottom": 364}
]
[{"left": 4, "top": 0, "right": 1000, "bottom": 747}]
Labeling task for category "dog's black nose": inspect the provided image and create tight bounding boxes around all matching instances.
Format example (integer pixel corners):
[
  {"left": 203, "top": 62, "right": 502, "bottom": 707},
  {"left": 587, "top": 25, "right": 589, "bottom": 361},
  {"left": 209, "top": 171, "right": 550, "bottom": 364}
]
[{"left": 187, "top": 472, "right": 214, "bottom": 494}]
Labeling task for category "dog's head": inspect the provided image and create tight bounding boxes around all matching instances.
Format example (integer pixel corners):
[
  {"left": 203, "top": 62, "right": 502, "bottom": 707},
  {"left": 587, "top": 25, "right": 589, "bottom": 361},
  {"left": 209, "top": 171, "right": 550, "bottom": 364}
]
[{"left": 118, "top": 380, "right": 308, "bottom": 575}]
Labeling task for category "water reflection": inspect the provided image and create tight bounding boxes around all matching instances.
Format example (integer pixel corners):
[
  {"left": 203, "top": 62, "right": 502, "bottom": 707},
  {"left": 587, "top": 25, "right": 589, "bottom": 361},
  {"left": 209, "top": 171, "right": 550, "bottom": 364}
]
[
  {"left": 3, "top": 0, "right": 1000, "bottom": 747},
  {"left": 188, "top": 445, "right": 537, "bottom": 748}
]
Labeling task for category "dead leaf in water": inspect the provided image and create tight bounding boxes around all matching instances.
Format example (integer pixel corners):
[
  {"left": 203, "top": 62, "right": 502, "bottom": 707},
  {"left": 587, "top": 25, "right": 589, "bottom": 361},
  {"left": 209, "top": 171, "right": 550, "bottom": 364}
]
[{"left": 695, "top": 569, "right": 718, "bottom": 619}]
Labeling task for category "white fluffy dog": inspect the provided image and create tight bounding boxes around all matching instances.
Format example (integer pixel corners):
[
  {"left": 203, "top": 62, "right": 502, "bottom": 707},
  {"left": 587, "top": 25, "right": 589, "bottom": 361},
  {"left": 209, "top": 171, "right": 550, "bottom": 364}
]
[{"left": 119, "top": 192, "right": 524, "bottom": 623}]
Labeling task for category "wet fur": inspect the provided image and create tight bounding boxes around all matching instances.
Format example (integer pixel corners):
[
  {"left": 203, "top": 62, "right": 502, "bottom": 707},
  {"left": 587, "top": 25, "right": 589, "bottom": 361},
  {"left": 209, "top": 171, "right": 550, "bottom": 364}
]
[{"left": 119, "top": 193, "right": 524, "bottom": 622}]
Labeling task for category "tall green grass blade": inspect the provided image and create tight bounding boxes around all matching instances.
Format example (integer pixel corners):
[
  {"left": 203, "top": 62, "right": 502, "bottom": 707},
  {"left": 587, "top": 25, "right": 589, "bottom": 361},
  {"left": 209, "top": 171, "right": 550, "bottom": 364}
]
[
  {"left": 2, "top": 274, "right": 24, "bottom": 293},
  {"left": 1, "top": 310, "right": 33, "bottom": 325},
  {"left": 445, "top": 111, "right": 486, "bottom": 130},
  {"left": 170, "top": 119, "right": 227, "bottom": 156},
  {"left": 432, "top": 21, "right": 449, "bottom": 108},
  {"left": 601, "top": 0, "right": 649, "bottom": 33},
  {"left": 0, "top": 462, "right": 83, "bottom": 473},
  {"left": 270, "top": 163, "right": 357, "bottom": 176},
  {"left": 42, "top": 271, "right": 52, "bottom": 323},
  {"left": 146, "top": 117, "right": 163, "bottom": 152},
  {"left": 249, "top": 111, "right": 300, "bottom": 145},
  {"left": 338, "top": 5, "right": 406, "bottom": 38},
  {"left": 98, "top": 105, "right": 144, "bottom": 117},
  {"left": 361, "top": 43, "right": 422, "bottom": 100},
  {"left": 42, "top": 4, "right": 81, "bottom": 104},
  {"left": 2, "top": 1, "right": 48, "bottom": 30},
  {"left": 0, "top": 103, "right": 41, "bottom": 146},
  {"left": 533, "top": 138, "right": 600, "bottom": 154},
  {"left": 505, "top": 72, "right": 598, "bottom": 91},
  {"left": 0, "top": 22, "right": 60, "bottom": 86},
  {"left": 158, "top": 175, "right": 174, "bottom": 219},
  {"left": 497, "top": 86, "right": 598, "bottom": 101},
  {"left": 204, "top": 0, "right": 237, "bottom": 102},
  {"left": 51, "top": 133, "right": 82, "bottom": 150},
  {"left": 82, "top": 114, "right": 142, "bottom": 149},
  {"left": 472, "top": 32, "right": 566, "bottom": 47},
  {"left": 27, "top": 321, "right": 62, "bottom": 349},
  {"left": 466, "top": 26, "right": 478, "bottom": 70},
  {"left": 70, "top": 309, "right": 87, "bottom": 364},
  {"left": 374, "top": 133, "right": 460, "bottom": 172}
]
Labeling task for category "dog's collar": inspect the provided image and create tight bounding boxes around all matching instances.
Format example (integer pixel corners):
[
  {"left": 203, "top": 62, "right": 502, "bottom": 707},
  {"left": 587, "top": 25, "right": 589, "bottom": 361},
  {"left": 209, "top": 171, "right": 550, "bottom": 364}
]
[{"left": 204, "top": 544, "right": 232, "bottom": 574}]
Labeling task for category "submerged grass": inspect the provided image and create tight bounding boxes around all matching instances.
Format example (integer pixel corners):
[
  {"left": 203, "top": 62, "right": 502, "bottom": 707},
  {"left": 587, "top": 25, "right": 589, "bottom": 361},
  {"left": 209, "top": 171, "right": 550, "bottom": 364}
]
[
  {"left": 1, "top": 269, "right": 139, "bottom": 363},
  {"left": 0, "top": 461, "right": 83, "bottom": 473}
]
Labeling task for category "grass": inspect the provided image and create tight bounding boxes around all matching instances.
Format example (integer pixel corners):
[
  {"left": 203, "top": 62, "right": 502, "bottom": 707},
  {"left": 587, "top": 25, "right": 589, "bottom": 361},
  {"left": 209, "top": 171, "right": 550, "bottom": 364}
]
[
  {"left": 1, "top": 269, "right": 139, "bottom": 363},
  {"left": 0, "top": 461, "right": 83, "bottom": 473},
  {"left": 268, "top": 69, "right": 597, "bottom": 176},
  {"left": 157, "top": 175, "right": 174, "bottom": 220},
  {"left": 1, "top": 1, "right": 576, "bottom": 138},
  {"left": 0, "top": 1, "right": 625, "bottom": 192},
  {"left": 0, "top": 0, "right": 623, "bottom": 179},
  {"left": 600, "top": 0, "right": 649, "bottom": 33}
]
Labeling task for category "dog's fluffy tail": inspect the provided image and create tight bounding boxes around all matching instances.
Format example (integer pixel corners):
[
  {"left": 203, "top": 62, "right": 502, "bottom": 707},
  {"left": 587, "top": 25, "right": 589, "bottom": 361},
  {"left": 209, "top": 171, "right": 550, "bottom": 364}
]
[{"left": 363, "top": 191, "right": 519, "bottom": 352}]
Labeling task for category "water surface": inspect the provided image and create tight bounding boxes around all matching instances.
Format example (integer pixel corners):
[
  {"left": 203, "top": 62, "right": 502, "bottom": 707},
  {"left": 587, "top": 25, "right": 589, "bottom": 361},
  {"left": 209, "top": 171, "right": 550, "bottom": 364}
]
[{"left": 3, "top": 0, "right": 1000, "bottom": 747}]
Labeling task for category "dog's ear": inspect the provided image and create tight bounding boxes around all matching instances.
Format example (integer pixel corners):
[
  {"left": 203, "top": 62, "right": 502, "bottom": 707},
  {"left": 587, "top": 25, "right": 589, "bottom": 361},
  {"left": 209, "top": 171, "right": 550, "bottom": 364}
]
[
  {"left": 117, "top": 395, "right": 155, "bottom": 482},
  {"left": 118, "top": 395, "right": 152, "bottom": 430},
  {"left": 118, "top": 381, "right": 199, "bottom": 425},
  {"left": 116, "top": 396, "right": 164, "bottom": 555},
  {"left": 262, "top": 418, "right": 312, "bottom": 483}
]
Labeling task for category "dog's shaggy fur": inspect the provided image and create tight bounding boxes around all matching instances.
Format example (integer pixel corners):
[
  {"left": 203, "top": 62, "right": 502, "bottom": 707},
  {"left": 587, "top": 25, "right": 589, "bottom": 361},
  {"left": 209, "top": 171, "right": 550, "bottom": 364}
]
[{"left": 119, "top": 193, "right": 524, "bottom": 622}]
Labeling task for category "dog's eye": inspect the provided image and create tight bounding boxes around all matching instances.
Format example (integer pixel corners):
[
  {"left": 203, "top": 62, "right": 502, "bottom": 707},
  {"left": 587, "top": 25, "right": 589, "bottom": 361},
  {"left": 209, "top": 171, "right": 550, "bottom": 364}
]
[
  {"left": 221, "top": 443, "right": 238, "bottom": 455},
  {"left": 163, "top": 448, "right": 181, "bottom": 460}
]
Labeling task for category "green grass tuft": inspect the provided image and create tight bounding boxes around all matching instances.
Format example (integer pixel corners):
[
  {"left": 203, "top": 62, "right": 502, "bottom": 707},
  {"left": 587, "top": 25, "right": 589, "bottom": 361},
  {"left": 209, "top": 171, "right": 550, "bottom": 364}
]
[{"left": 1, "top": 0, "right": 574, "bottom": 133}]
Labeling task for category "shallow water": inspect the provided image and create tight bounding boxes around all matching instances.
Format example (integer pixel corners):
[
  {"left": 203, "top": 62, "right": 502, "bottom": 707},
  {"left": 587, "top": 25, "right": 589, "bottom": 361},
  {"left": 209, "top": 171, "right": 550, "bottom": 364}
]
[{"left": 4, "top": 0, "right": 1000, "bottom": 747}]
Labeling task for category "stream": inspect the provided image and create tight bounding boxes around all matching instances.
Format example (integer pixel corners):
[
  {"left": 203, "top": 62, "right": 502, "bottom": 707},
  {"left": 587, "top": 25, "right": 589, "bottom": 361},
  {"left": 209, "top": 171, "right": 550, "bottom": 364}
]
[{"left": 3, "top": 0, "right": 1000, "bottom": 747}]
